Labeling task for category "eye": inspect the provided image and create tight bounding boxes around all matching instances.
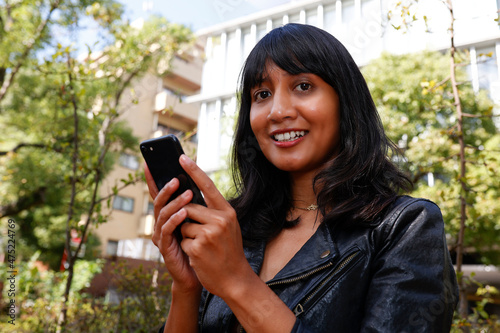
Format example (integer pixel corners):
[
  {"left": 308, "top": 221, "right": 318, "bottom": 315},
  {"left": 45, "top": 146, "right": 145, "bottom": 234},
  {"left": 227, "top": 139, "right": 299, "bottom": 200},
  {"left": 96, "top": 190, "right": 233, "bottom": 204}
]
[
  {"left": 254, "top": 90, "right": 271, "bottom": 101},
  {"left": 296, "top": 82, "right": 312, "bottom": 92}
]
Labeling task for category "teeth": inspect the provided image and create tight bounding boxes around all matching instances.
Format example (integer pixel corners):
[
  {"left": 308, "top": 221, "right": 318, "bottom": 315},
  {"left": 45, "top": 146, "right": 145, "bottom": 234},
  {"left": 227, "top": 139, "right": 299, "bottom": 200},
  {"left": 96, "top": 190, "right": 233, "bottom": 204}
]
[{"left": 273, "top": 131, "right": 306, "bottom": 142}]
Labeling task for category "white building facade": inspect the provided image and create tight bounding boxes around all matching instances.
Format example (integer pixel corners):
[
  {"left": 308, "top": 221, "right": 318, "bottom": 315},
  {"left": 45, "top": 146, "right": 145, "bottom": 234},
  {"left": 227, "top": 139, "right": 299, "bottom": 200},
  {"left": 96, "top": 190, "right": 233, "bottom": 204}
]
[{"left": 188, "top": 0, "right": 500, "bottom": 173}]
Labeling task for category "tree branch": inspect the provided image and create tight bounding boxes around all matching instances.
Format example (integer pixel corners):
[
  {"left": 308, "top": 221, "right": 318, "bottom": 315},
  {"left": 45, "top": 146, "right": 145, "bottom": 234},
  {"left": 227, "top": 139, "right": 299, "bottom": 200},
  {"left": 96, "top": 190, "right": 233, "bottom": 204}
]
[
  {"left": 429, "top": 75, "right": 450, "bottom": 91},
  {"left": 0, "top": 0, "right": 61, "bottom": 103},
  {"left": 462, "top": 112, "right": 497, "bottom": 118},
  {"left": 0, "top": 187, "right": 47, "bottom": 218},
  {"left": 97, "top": 174, "right": 143, "bottom": 204},
  {"left": 59, "top": 50, "right": 80, "bottom": 330},
  {"left": 446, "top": 0, "right": 469, "bottom": 319},
  {"left": 0, "top": 142, "right": 47, "bottom": 156}
]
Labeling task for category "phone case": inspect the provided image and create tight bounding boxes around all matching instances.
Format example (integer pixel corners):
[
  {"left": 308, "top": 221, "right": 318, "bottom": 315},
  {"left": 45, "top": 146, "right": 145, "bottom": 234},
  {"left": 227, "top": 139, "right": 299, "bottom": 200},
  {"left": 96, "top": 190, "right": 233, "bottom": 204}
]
[{"left": 140, "top": 134, "right": 205, "bottom": 241}]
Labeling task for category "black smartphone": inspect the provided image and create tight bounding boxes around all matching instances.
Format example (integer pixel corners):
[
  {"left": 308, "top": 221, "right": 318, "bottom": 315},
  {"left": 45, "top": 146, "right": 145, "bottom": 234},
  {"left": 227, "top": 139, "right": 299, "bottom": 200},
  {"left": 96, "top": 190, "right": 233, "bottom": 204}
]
[{"left": 140, "top": 134, "right": 205, "bottom": 241}]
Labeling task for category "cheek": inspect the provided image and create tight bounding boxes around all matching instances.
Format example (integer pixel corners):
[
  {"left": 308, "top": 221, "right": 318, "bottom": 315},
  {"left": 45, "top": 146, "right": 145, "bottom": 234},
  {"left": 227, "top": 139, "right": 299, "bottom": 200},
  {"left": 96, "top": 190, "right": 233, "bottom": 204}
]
[
  {"left": 326, "top": 112, "right": 341, "bottom": 153},
  {"left": 249, "top": 112, "right": 257, "bottom": 134},
  {"left": 249, "top": 108, "right": 266, "bottom": 136}
]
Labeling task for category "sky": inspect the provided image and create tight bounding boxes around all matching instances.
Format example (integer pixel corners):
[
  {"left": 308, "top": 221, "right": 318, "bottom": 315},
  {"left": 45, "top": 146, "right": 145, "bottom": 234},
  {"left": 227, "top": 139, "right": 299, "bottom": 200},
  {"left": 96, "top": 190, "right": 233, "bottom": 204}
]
[
  {"left": 69, "top": 0, "right": 293, "bottom": 56},
  {"left": 117, "top": 0, "right": 292, "bottom": 32}
]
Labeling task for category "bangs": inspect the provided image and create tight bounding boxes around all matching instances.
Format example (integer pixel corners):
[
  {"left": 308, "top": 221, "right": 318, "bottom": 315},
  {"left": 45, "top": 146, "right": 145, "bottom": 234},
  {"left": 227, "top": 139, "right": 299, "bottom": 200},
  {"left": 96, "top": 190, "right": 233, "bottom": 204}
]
[{"left": 240, "top": 24, "right": 331, "bottom": 94}]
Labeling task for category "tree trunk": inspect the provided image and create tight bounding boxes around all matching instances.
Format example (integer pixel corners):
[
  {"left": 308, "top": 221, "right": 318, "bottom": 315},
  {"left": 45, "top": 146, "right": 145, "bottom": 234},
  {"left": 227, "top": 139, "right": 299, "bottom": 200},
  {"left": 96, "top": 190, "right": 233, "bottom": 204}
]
[
  {"left": 57, "top": 54, "right": 80, "bottom": 332},
  {"left": 446, "top": 0, "right": 469, "bottom": 319}
]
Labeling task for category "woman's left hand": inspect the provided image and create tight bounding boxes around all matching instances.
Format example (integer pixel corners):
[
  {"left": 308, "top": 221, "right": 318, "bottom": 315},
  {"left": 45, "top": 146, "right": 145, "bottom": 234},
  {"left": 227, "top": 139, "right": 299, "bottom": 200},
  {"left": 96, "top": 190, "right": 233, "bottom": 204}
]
[{"left": 177, "top": 154, "right": 253, "bottom": 298}]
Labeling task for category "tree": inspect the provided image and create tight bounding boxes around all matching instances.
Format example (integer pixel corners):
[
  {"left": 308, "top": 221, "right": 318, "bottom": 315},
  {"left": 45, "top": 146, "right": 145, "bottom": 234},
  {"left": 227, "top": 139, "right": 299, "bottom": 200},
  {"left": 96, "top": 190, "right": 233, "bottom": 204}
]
[
  {"left": 0, "top": 0, "right": 117, "bottom": 103},
  {"left": 378, "top": 0, "right": 499, "bottom": 318},
  {"left": 0, "top": 1, "right": 194, "bottom": 330},
  {"left": 366, "top": 0, "right": 500, "bottom": 321},
  {"left": 364, "top": 50, "right": 499, "bottom": 260}
]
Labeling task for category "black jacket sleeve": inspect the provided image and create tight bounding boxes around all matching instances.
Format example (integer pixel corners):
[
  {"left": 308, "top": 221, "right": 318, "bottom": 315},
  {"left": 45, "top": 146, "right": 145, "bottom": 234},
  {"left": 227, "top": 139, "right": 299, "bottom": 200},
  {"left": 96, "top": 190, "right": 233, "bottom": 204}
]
[
  {"left": 290, "top": 199, "right": 458, "bottom": 333},
  {"left": 360, "top": 199, "right": 458, "bottom": 332}
]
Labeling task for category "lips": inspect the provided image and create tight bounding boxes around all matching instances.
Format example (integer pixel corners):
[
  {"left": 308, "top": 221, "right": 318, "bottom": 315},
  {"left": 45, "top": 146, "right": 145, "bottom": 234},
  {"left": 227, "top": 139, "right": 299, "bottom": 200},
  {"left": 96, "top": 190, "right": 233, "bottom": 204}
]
[{"left": 272, "top": 130, "right": 307, "bottom": 142}]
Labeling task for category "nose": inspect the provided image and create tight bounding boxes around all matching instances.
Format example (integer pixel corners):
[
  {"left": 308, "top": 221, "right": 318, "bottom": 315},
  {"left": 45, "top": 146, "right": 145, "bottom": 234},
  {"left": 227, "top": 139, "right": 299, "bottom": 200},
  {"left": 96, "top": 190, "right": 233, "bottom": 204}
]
[{"left": 267, "top": 88, "right": 297, "bottom": 122}]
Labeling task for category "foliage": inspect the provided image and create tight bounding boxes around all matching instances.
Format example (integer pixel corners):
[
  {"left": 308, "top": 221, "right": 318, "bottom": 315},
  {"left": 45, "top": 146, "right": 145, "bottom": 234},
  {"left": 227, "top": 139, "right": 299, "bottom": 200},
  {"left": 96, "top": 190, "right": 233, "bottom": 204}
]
[
  {"left": 0, "top": 1, "right": 193, "bottom": 268},
  {"left": 451, "top": 283, "right": 500, "bottom": 331},
  {"left": 102, "top": 261, "right": 172, "bottom": 332},
  {"left": 1, "top": 1, "right": 193, "bottom": 329},
  {"left": 0, "top": 0, "right": 124, "bottom": 102},
  {"left": 0, "top": 252, "right": 102, "bottom": 332},
  {"left": 363, "top": 51, "right": 500, "bottom": 264},
  {"left": 0, "top": 254, "right": 172, "bottom": 332}
]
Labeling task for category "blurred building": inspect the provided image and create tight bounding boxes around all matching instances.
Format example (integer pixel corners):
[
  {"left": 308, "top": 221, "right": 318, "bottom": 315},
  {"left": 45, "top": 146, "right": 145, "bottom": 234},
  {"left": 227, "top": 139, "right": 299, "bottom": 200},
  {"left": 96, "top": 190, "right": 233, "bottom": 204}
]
[
  {"left": 93, "top": 43, "right": 204, "bottom": 261},
  {"left": 188, "top": 0, "right": 500, "bottom": 173}
]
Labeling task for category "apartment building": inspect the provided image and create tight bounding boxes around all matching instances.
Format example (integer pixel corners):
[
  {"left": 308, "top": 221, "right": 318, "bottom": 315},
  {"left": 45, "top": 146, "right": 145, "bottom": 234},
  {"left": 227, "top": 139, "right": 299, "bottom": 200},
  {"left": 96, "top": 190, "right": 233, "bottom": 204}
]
[
  {"left": 188, "top": 0, "right": 500, "bottom": 173},
  {"left": 93, "top": 44, "right": 204, "bottom": 260}
]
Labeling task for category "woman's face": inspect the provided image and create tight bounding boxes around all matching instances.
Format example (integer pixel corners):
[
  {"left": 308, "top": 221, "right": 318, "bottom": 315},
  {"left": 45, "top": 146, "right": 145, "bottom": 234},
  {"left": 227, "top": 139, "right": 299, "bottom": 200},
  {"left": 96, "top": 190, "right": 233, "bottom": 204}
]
[{"left": 249, "top": 61, "right": 341, "bottom": 176}]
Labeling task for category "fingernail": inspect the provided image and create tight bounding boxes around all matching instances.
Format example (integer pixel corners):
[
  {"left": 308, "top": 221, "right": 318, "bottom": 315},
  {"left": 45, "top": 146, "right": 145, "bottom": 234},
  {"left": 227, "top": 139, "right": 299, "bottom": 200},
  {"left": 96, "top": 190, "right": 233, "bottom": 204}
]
[
  {"left": 180, "top": 154, "right": 193, "bottom": 164},
  {"left": 175, "top": 208, "right": 186, "bottom": 217}
]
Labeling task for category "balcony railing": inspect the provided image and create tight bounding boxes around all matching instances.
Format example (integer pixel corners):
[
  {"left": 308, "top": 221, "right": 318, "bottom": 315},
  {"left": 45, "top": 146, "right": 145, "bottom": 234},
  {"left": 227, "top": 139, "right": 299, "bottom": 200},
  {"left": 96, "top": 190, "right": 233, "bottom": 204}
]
[
  {"left": 138, "top": 214, "right": 155, "bottom": 236},
  {"left": 155, "top": 90, "right": 199, "bottom": 122}
]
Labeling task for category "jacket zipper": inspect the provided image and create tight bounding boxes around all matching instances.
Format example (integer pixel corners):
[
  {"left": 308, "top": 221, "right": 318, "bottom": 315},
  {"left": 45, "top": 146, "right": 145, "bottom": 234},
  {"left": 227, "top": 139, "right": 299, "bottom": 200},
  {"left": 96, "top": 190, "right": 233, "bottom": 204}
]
[
  {"left": 293, "top": 251, "right": 360, "bottom": 316},
  {"left": 205, "top": 251, "right": 359, "bottom": 332},
  {"left": 266, "top": 261, "right": 334, "bottom": 288},
  {"left": 235, "top": 262, "right": 337, "bottom": 333}
]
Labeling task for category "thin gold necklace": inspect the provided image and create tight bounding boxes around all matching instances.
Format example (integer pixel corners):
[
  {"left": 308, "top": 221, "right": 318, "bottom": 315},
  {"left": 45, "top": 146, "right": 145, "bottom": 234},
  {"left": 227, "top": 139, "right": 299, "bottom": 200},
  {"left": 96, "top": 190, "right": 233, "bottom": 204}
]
[{"left": 293, "top": 204, "right": 318, "bottom": 211}]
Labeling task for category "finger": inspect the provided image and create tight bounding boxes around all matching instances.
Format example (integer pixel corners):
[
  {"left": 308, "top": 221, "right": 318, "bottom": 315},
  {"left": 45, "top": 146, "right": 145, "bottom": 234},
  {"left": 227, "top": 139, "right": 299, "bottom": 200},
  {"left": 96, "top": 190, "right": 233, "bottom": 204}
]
[
  {"left": 179, "top": 154, "right": 231, "bottom": 210},
  {"left": 179, "top": 203, "right": 214, "bottom": 227},
  {"left": 144, "top": 163, "right": 159, "bottom": 199},
  {"left": 160, "top": 208, "right": 188, "bottom": 244},
  {"left": 179, "top": 216, "right": 202, "bottom": 238},
  {"left": 154, "top": 176, "right": 179, "bottom": 210},
  {"left": 180, "top": 236, "right": 195, "bottom": 258},
  {"left": 156, "top": 189, "right": 193, "bottom": 231}
]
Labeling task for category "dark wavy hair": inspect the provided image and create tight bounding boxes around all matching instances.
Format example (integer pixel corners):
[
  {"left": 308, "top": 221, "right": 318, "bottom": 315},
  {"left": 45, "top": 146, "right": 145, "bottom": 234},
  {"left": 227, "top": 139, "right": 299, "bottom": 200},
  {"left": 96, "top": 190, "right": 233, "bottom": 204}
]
[{"left": 230, "top": 23, "right": 412, "bottom": 242}]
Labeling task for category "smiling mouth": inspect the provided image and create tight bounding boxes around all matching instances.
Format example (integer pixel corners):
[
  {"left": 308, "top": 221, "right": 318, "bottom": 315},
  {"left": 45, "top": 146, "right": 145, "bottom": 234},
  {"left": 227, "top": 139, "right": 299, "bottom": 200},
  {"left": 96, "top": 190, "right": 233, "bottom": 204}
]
[{"left": 272, "top": 130, "right": 307, "bottom": 142}]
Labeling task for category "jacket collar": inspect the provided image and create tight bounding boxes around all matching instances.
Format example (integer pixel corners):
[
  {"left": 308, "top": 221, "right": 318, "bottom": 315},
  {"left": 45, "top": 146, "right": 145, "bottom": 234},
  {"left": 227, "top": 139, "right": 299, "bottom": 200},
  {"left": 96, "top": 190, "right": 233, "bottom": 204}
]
[{"left": 244, "top": 222, "right": 339, "bottom": 283}]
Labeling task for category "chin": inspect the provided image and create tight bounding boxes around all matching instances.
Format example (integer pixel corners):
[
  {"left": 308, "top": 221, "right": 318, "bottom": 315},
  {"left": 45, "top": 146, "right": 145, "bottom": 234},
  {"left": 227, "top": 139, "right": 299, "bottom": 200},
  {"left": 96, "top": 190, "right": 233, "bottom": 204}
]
[{"left": 275, "top": 163, "right": 307, "bottom": 173}]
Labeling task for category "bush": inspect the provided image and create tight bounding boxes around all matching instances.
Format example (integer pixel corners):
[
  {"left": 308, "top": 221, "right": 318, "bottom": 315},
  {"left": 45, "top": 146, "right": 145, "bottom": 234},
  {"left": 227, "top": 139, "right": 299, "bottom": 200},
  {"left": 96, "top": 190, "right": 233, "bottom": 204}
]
[
  {"left": 0, "top": 253, "right": 171, "bottom": 332},
  {"left": 451, "top": 285, "right": 500, "bottom": 332}
]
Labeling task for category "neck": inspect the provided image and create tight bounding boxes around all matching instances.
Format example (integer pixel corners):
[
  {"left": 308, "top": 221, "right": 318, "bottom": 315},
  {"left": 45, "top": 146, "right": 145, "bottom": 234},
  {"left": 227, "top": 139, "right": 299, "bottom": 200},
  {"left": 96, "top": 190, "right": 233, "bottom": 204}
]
[{"left": 290, "top": 170, "right": 319, "bottom": 208}]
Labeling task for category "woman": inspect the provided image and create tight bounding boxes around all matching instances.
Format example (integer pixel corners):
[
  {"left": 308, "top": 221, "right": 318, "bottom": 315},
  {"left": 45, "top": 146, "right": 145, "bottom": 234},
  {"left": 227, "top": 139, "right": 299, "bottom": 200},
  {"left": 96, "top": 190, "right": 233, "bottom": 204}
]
[{"left": 146, "top": 24, "right": 458, "bottom": 332}]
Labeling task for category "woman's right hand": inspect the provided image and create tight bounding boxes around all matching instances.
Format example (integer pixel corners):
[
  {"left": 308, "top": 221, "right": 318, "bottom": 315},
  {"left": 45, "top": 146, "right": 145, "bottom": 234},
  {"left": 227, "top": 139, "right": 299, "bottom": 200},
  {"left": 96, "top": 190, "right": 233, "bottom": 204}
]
[{"left": 144, "top": 164, "right": 201, "bottom": 294}]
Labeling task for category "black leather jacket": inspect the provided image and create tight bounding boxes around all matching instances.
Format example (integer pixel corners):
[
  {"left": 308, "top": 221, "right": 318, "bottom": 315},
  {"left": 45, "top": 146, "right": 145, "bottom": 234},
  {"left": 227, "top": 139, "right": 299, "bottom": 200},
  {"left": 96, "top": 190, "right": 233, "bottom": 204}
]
[{"left": 199, "top": 196, "right": 458, "bottom": 332}]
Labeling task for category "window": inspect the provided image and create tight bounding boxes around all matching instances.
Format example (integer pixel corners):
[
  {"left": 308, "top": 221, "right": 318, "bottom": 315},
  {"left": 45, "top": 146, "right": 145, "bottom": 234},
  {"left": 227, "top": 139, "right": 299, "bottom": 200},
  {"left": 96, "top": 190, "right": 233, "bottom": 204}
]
[
  {"left": 272, "top": 18, "right": 283, "bottom": 29},
  {"left": 119, "top": 153, "right": 139, "bottom": 170},
  {"left": 164, "top": 86, "right": 186, "bottom": 100},
  {"left": 241, "top": 27, "right": 254, "bottom": 62},
  {"left": 477, "top": 46, "right": 498, "bottom": 91},
  {"left": 341, "top": 1, "right": 356, "bottom": 35},
  {"left": 106, "top": 240, "right": 118, "bottom": 256},
  {"left": 147, "top": 202, "right": 154, "bottom": 215},
  {"left": 323, "top": 4, "right": 336, "bottom": 33},
  {"left": 113, "top": 195, "right": 134, "bottom": 213},
  {"left": 225, "top": 31, "right": 240, "bottom": 91},
  {"left": 306, "top": 9, "right": 318, "bottom": 26},
  {"left": 157, "top": 124, "right": 184, "bottom": 138},
  {"left": 188, "top": 132, "right": 198, "bottom": 144},
  {"left": 256, "top": 23, "right": 267, "bottom": 41},
  {"left": 289, "top": 12, "right": 301, "bottom": 24}
]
